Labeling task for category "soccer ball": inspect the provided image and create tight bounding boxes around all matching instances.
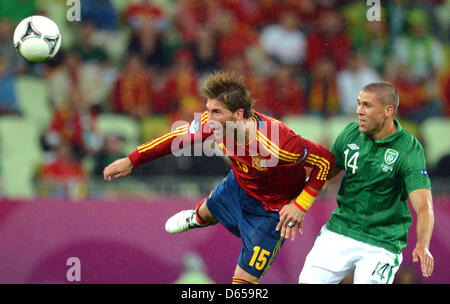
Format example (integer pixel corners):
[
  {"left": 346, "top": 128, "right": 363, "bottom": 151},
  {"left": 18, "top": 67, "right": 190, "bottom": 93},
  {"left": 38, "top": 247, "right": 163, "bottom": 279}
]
[{"left": 13, "top": 15, "right": 62, "bottom": 63}]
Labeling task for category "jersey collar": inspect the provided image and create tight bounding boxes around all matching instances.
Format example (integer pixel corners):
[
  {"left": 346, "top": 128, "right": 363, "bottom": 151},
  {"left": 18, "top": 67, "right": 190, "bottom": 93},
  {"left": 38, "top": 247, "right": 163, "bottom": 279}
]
[{"left": 373, "top": 118, "right": 403, "bottom": 144}]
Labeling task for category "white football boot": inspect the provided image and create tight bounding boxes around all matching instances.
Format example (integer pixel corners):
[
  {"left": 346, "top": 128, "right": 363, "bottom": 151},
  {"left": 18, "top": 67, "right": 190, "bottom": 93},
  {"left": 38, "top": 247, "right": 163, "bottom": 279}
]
[{"left": 165, "top": 210, "right": 206, "bottom": 234}]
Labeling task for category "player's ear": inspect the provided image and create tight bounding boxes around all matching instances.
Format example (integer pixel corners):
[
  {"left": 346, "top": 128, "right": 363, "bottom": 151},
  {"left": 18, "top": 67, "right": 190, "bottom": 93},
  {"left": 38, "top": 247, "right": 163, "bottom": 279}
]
[
  {"left": 385, "top": 104, "right": 395, "bottom": 118},
  {"left": 233, "top": 108, "right": 245, "bottom": 121}
]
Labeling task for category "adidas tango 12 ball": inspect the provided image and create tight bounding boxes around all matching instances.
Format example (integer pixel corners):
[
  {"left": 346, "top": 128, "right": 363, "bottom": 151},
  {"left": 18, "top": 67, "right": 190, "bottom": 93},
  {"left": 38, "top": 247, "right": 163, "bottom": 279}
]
[{"left": 13, "top": 15, "right": 62, "bottom": 63}]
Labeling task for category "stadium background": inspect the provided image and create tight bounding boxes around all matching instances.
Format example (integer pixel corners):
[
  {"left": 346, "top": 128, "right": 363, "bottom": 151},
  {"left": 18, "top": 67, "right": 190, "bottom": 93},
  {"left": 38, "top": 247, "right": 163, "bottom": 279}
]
[{"left": 0, "top": 0, "right": 449, "bottom": 284}]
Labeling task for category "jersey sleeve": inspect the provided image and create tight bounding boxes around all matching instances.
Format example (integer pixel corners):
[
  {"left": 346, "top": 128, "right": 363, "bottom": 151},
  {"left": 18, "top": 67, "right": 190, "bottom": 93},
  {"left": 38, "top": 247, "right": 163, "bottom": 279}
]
[
  {"left": 128, "top": 111, "right": 212, "bottom": 167},
  {"left": 301, "top": 137, "right": 335, "bottom": 191},
  {"left": 398, "top": 141, "right": 432, "bottom": 194},
  {"left": 279, "top": 123, "right": 335, "bottom": 191}
]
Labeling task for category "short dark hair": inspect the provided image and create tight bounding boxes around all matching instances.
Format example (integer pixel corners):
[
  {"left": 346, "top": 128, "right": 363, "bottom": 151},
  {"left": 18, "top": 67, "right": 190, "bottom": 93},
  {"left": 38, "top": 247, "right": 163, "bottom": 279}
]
[
  {"left": 201, "top": 71, "right": 255, "bottom": 118},
  {"left": 362, "top": 81, "right": 399, "bottom": 115}
]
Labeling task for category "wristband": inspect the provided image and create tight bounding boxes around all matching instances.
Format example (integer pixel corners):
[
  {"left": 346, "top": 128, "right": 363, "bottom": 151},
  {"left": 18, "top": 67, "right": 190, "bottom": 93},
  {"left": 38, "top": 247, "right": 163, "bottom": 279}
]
[{"left": 294, "top": 187, "right": 318, "bottom": 212}]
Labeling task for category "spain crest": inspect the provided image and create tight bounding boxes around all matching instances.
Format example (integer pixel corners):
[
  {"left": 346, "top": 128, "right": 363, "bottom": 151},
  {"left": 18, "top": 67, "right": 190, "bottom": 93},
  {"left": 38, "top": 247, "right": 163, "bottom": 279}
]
[{"left": 252, "top": 155, "right": 268, "bottom": 171}]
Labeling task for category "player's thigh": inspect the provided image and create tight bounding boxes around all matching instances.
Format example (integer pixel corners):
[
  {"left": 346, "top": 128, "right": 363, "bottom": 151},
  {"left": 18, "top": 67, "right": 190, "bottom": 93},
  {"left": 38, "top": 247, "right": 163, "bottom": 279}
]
[
  {"left": 354, "top": 247, "right": 403, "bottom": 284},
  {"left": 299, "top": 264, "right": 351, "bottom": 284},
  {"left": 237, "top": 213, "right": 284, "bottom": 279},
  {"left": 205, "top": 171, "right": 242, "bottom": 236},
  {"left": 299, "top": 225, "right": 356, "bottom": 284}
]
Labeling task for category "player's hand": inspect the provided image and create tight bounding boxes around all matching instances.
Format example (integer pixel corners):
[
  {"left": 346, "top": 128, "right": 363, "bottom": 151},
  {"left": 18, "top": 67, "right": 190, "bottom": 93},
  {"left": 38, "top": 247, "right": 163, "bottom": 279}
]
[
  {"left": 103, "top": 157, "right": 133, "bottom": 182},
  {"left": 412, "top": 245, "right": 434, "bottom": 278},
  {"left": 276, "top": 200, "right": 305, "bottom": 241}
]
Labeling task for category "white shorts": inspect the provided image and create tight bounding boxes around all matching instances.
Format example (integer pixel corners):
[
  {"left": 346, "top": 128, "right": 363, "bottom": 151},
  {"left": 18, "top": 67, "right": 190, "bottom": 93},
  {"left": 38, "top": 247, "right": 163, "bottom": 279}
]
[{"left": 299, "top": 225, "right": 402, "bottom": 284}]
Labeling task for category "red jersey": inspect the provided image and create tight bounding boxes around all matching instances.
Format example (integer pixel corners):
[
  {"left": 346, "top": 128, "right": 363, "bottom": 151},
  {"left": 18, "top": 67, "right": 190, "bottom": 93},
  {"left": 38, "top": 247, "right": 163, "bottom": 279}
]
[{"left": 128, "top": 111, "right": 334, "bottom": 211}]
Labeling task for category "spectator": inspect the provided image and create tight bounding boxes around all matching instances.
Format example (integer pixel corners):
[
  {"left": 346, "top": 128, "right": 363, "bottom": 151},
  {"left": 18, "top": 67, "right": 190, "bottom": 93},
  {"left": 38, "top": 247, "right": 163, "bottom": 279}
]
[
  {"left": 296, "top": 0, "right": 320, "bottom": 32},
  {"left": 94, "top": 134, "right": 126, "bottom": 177},
  {"left": 245, "top": 71, "right": 268, "bottom": 116},
  {"left": 45, "top": 90, "right": 98, "bottom": 160},
  {"left": 40, "top": 141, "right": 86, "bottom": 200},
  {"left": 72, "top": 21, "right": 108, "bottom": 63},
  {"left": 435, "top": 0, "right": 450, "bottom": 42},
  {"left": 127, "top": 15, "right": 168, "bottom": 70},
  {"left": 155, "top": 49, "right": 200, "bottom": 119},
  {"left": 393, "top": 8, "right": 444, "bottom": 83},
  {"left": 387, "top": 0, "right": 410, "bottom": 41},
  {"left": 222, "top": 54, "right": 250, "bottom": 76},
  {"left": 384, "top": 60, "right": 437, "bottom": 123},
  {"left": 190, "top": 28, "right": 219, "bottom": 75},
  {"left": 337, "top": 51, "right": 381, "bottom": 115},
  {"left": 176, "top": 0, "right": 221, "bottom": 44},
  {"left": 262, "top": 65, "right": 306, "bottom": 118},
  {"left": 259, "top": 11, "right": 306, "bottom": 67},
  {"left": 305, "top": 10, "right": 351, "bottom": 71},
  {"left": 125, "top": 1, "right": 169, "bottom": 70},
  {"left": 47, "top": 52, "right": 82, "bottom": 107},
  {"left": 0, "top": 18, "right": 25, "bottom": 74},
  {"left": 0, "top": 55, "right": 21, "bottom": 115},
  {"left": 307, "top": 57, "right": 340, "bottom": 117},
  {"left": 47, "top": 50, "right": 114, "bottom": 110},
  {"left": 361, "top": 20, "right": 392, "bottom": 74},
  {"left": 343, "top": 2, "right": 391, "bottom": 73},
  {"left": 124, "top": 0, "right": 167, "bottom": 31},
  {"left": 81, "top": 0, "right": 118, "bottom": 31},
  {"left": 111, "top": 54, "right": 153, "bottom": 119},
  {"left": 215, "top": 9, "right": 258, "bottom": 66},
  {"left": 341, "top": 1, "right": 367, "bottom": 48}
]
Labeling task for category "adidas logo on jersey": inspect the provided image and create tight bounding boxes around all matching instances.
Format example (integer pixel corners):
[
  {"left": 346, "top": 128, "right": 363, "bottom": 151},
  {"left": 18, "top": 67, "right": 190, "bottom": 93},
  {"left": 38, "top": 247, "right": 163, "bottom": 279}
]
[{"left": 347, "top": 143, "right": 359, "bottom": 150}]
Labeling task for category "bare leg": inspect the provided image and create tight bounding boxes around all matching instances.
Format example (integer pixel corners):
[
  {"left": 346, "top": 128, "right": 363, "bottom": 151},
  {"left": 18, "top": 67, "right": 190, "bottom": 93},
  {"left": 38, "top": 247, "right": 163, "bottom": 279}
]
[
  {"left": 232, "top": 265, "right": 259, "bottom": 284},
  {"left": 196, "top": 198, "right": 218, "bottom": 224}
]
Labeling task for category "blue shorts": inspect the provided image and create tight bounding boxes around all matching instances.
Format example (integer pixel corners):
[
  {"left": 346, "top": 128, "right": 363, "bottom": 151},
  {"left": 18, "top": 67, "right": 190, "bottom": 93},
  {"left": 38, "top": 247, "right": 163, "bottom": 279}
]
[{"left": 206, "top": 170, "right": 284, "bottom": 278}]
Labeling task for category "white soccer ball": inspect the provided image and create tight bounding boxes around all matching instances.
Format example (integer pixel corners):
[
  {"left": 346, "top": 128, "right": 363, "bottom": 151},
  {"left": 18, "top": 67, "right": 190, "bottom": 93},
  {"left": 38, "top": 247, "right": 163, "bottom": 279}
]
[{"left": 13, "top": 15, "right": 62, "bottom": 63}]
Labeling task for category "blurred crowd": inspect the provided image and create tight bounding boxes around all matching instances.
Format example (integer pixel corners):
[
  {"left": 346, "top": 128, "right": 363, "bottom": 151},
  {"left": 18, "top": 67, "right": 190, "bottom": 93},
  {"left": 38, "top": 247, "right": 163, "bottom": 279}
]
[{"left": 0, "top": 0, "right": 449, "bottom": 199}]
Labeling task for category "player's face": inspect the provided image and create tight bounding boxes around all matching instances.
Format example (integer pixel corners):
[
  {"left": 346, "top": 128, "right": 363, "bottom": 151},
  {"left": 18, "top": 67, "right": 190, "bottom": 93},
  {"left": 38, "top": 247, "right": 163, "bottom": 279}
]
[
  {"left": 206, "top": 99, "right": 243, "bottom": 140},
  {"left": 356, "top": 91, "right": 389, "bottom": 139}
]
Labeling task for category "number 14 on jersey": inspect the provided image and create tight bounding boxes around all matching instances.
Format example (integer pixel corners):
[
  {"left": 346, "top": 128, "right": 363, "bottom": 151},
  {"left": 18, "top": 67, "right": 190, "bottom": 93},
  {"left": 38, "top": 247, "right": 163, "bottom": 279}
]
[{"left": 344, "top": 149, "right": 359, "bottom": 174}]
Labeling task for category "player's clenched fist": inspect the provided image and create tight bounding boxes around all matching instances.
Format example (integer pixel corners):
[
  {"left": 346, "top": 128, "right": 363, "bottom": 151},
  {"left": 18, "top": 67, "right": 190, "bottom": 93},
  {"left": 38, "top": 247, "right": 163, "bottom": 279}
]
[{"left": 103, "top": 157, "right": 133, "bottom": 182}]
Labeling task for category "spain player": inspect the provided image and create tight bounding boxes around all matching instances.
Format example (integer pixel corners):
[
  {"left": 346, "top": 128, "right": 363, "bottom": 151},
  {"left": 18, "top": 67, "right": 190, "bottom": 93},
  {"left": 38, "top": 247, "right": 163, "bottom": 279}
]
[
  {"left": 298, "top": 82, "right": 434, "bottom": 284},
  {"left": 103, "top": 71, "right": 335, "bottom": 284}
]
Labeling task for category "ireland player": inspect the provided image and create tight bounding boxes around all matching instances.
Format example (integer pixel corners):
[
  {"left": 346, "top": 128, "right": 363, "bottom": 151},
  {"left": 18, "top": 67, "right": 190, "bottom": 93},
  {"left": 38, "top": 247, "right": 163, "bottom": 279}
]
[
  {"left": 103, "top": 71, "right": 335, "bottom": 284},
  {"left": 297, "top": 82, "right": 435, "bottom": 284}
]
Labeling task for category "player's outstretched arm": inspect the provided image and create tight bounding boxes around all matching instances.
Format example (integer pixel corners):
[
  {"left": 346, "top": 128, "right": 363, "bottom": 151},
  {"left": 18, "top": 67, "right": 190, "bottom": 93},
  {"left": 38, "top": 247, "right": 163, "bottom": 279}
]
[
  {"left": 103, "top": 157, "right": 133, "bottom": 182},
  {"left": 409, "top": 188, "right": 435, "bottom": 278}
]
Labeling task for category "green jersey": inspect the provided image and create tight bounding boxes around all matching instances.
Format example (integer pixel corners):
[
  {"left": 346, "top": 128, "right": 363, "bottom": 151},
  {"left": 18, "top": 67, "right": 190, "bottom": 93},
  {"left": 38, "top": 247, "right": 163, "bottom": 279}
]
[{"left": 327, "top": 119, "right": 431, "bottom": 254}]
